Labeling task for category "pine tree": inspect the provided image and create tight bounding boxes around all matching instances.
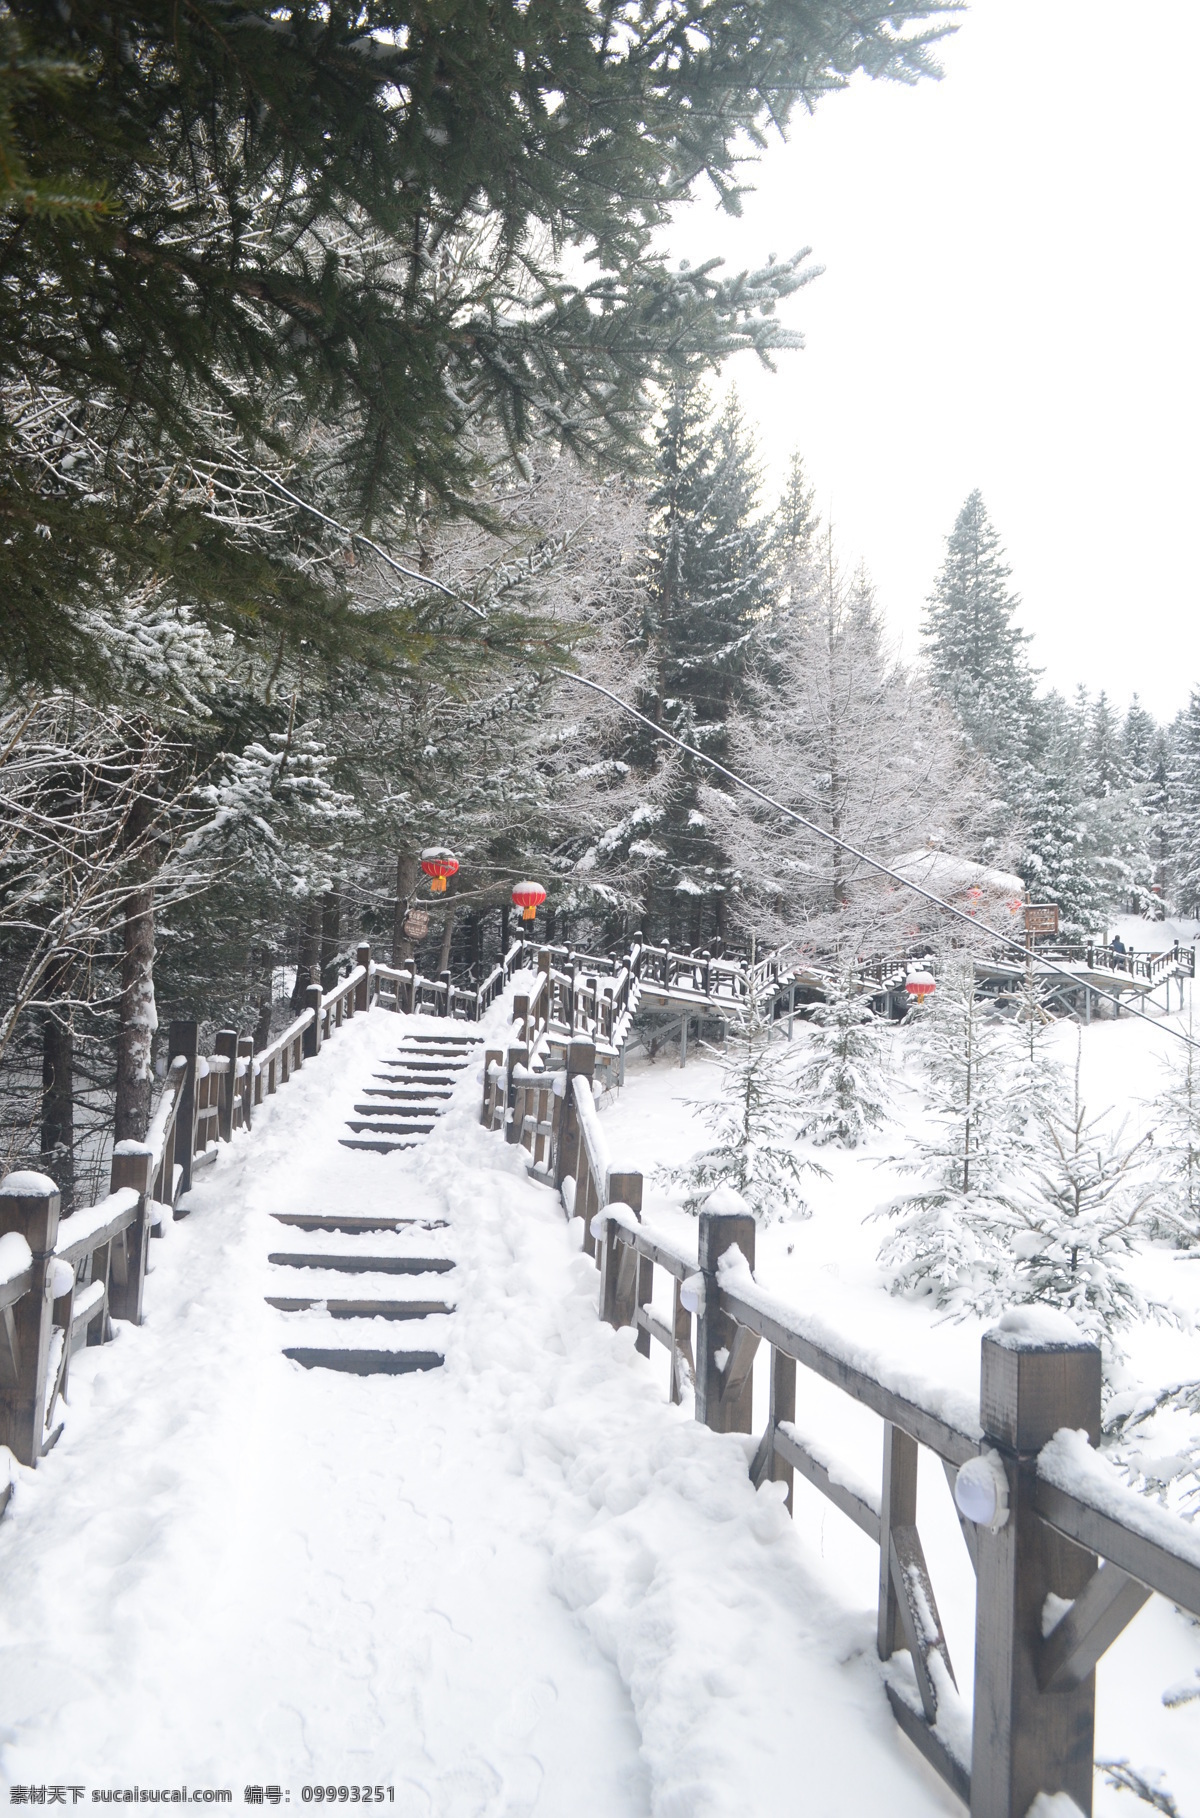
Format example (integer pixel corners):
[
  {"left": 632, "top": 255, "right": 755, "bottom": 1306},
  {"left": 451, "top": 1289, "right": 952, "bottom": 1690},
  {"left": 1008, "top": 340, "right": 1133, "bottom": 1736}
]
[
  {"left": 796, "top": 975, "right": 890, "bottom": 1148},
  {"left": 1171, "top": 690, "right": 1200, "bottom": 915},
  {"left": 875, "top": 961, "right": 1021, "bottom": 1312},
  {"left": 2, "top": 1, "right": 949, "bottom": 689},
  {"left": 660, "top": 1005, "right": 825, "bottom": 1223},
  {"left": 1017, "top": 724, "right": 1105, "bottom": 936},
  {"left": 1150, "top": 1015, "right": 1200, "bottom": 1245},
  {"left": 1123, "top": 695, "right": 1158, "bottom": 785},
  {"left": 1086, "top": 692, "right": 1124, "bottom": 798},
  {"left": 624, "top": 384, "right": 778, "bottom": 947},
  {"left": 1008, "top": 1034, "right": 1158, "bottom": 1346},
  {"left": 922, "top": 491, "right": 1036, "bottom": 781}
]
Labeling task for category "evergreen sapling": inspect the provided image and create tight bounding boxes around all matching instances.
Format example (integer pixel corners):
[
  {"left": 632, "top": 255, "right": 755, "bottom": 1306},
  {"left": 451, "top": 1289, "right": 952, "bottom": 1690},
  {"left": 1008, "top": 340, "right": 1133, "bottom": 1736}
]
[
  {"left": 796, "top": 973, "right": 890, "bottom": 1148},
  {"left": 660, "top": 1004, "right": 824, "bottom": 1223}
]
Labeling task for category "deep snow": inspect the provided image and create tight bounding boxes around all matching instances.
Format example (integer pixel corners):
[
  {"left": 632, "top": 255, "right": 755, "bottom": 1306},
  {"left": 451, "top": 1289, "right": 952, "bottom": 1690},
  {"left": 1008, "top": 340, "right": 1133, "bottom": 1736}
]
[{"left": 1, "top": 978, "right": 1197, "bottom": 1814}]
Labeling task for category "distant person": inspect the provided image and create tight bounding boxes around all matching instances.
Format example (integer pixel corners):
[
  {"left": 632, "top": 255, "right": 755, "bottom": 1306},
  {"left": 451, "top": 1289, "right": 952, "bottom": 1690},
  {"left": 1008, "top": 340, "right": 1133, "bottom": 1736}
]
[{"left": 1110, "top": 932, "right": 1127, "bottom": 972}]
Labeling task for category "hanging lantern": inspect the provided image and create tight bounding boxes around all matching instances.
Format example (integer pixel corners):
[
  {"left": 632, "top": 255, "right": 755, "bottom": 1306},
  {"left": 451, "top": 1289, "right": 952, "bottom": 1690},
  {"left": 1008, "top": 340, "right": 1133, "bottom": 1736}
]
[
  {"left": 420, "top": 847, "right": 458, "bottom": 894},
  {"left": 1006, "top": 897, "right": 1024, "bottom": 915},
  {"left": 966, "top": 884, "right": 983, "bottom": 918},
  {"left": 905, "top": 968, "right": 936, "bottom": 1004},
  {"left": 512, "top": 880, "right": 547, "bottom": 924}
]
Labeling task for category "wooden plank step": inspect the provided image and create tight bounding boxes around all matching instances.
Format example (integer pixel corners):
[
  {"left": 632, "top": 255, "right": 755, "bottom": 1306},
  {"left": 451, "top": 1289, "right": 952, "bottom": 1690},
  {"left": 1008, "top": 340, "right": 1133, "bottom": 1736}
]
[
  {"left": 361, "top": 1086, "right": 453, "bottom": 1099},
  {"left": 266, "top": 1297, "right": 453, "bottom": 1319},
  {"left": 268, "top": 1253, "right": 455, "bottom": 1274},
  {"left": 338, "top": 1138, "right": 420, "bottom": 1153},
  {"left": 353, "top": 1102, "right": 445, "bottom": 1117},
  {"left": 345, "top": 1119, "right": 436, "bottom": 1136},
  {"left": 271, "top": 1214, "right": 449, "bottom": 1233},
  {"left": 283, "top": 1348, "right": 444, "bottom": 1376}
]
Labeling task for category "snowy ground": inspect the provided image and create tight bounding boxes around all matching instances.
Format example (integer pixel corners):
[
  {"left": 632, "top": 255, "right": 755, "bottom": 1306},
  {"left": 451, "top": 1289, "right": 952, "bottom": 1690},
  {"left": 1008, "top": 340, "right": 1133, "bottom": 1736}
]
[
  {"left": 0, "top": 1002, "right": 961, "bottom": 1815},
  {"left": 603, "top": 973, "right": 1200, "bottom": 1816}
]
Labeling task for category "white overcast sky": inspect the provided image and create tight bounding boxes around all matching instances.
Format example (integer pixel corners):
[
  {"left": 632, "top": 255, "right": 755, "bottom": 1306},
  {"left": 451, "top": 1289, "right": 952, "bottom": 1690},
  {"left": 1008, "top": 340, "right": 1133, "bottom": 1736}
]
[{"left": 663, "top": 0, "right": 1200, "bottom": 721}]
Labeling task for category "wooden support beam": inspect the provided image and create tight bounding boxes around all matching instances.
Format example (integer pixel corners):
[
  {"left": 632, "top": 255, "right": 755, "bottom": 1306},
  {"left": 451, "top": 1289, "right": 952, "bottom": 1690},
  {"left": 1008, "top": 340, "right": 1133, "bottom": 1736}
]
[
  {"left": 214, "top": 1028, "right": 237, "bottom": 1140},
  {"left": 1037, "top": 1562, "right": 1151, "bottom": 1692},
  {"left": 970, "top": 1330, "right": 1102, "bottom": 1818},
  {"left": 890, "top": 1521, "right": 957, "bottom": 1722},
  {"left": 878, "top": 1422, "right": 918, "bottom": 1661},
  {"left": 169, "top": 1020, "right": 198, "bottom": 1195},
  {"left": 0, "top": 1177, "right": 60, "bottom": 1467},
  {"left": 695, "top": 1209, "right": 756, "bottom": 1433}
]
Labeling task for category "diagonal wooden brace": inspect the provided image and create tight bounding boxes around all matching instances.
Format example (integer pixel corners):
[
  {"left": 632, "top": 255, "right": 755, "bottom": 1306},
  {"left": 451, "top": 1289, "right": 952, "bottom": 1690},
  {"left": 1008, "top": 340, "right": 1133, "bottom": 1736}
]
[
  {"left": 890, "top": 1521, "right": 957, "bottom": 1723},
  {"left": 1037, "top": 1560, "right": 1151, "bottom": 1692}
]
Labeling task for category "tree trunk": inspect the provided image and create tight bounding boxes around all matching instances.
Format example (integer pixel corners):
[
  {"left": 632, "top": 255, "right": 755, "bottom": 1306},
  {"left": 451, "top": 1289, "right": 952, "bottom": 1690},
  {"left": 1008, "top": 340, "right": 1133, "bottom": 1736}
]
[
  {"left": 253, "top": 947, "right": 273, "bottom": 1049},
  {"left": 438, "top": 909, "right": 456, "bottom": 976},
  {"left": 292, "top": 899, "right": 322, "bottom": 1012},
  {"left": 499, "top": 903, "right": 510, "bottom": 956},
  {"left": 41, "top": 980, "right": 75, "bottom": 1215},
  {"left": 114, "top": 882, "right": 156, "bottom": 1143},
  {"left": 320, "top": 884, "right": 341, "bottom": 989},
  {"left": 392, "top": 851, "right": 420, "bottom": 965}
]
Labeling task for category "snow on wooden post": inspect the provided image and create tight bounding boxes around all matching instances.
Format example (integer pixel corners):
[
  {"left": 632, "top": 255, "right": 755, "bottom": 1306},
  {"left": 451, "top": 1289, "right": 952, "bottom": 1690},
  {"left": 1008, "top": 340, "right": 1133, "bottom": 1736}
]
[
  {"left": 214, "top": 1029, "right": 238, "bottom": 1141},
  {"left": 356, "top": 945, "right": 371, "bottom": 1012},
  {"left": 0, "top": 1171, "right": 61, "bottom": 1468},
  {"left": 554, "top": 1041, "right": 596, "bottom": 1193},
  {"left": 108, "top": 1144, "right": 154, "bottom": 1327},
  {"left": 169, "top": 1020, "right": 198, "bottom": 1196},
  {"left": 504, "top": 1041, "right": 528, "bottom": 1146},
  {"left": 303, "top": 983, "right": 322, "bottom": 1058},
  {"left": 694, "top": 1200, "right": 756, "bottom": 1434},
  {"left": 969, "top": 1319, "right": 1102, "bottom": 1818}
]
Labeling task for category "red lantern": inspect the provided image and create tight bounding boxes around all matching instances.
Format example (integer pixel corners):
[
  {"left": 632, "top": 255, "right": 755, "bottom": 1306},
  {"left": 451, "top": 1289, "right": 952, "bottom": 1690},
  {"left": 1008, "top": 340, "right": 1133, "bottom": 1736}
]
[
  {"left": 420, "top": 847, "right": 458, "bottom": 894},
  {"left": 1006, "top": 897, "right": 1024, "bottom": 915},
  {"left": 512, "top": 880, "right": 547, "bottom": 924},
  {"left": 905, "top": 968, "right": 936, "bottom": 1004}
]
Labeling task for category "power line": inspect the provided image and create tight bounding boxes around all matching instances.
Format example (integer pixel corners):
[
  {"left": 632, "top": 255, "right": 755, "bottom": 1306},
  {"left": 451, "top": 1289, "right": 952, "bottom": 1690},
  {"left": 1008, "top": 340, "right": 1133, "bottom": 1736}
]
[{"left": 557, "top": 667, "right": 1200, "bottom": 1053}]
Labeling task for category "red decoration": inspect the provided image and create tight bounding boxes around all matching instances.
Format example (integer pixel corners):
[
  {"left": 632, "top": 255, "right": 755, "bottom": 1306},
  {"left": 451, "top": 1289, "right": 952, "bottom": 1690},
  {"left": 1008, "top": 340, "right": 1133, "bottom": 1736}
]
[
  {"left": 905, "top": 968, "right": 936, "bottom": 1003},
  {"left": 420, "top": 848, "right": 458, "bottom": 895},
  {"left": 511, "top": 880, "right": 547, "bottom": 924}
]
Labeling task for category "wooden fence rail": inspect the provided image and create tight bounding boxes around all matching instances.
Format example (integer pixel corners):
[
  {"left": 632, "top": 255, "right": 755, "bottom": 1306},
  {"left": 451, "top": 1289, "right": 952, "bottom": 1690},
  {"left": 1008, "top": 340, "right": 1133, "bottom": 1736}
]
[
  {"left": 480, "top": 1004, "right": 1200, "bottom": 1818},
  {"left": 0, "top": 942, "right": 380, "bottom": 1487}
]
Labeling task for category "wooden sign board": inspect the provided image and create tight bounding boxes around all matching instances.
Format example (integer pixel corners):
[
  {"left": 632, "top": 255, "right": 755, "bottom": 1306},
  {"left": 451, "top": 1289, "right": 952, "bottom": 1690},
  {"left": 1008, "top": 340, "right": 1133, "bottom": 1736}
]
[
  {"left": 403, "top": 909, "right": 430, "bottom": 939},
  {"left": 1024, "top": 903, "right": 1059, "bottom": 936}
]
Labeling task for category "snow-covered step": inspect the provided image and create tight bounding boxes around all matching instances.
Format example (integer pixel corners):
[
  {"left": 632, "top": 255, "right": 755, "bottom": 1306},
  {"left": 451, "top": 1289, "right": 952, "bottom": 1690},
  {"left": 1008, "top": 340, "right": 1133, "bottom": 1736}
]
[
  {"left": 352, "top": 1101, "right": 446, "bottom": 1118},
  {"left": 338, "top": 1136, "right": 421, "bottom": 1154},
  {"left": 267, "top": 1251, "right": 455, "bottom": 1275},
  {"left": 266, "top": 1225, "right": 453, "bottom": 1260},
  {"left": 266, "top": 1296, "right": 454, "bottom": 1320},
  {"left": 345, "top": 1118, "right": 437, "bottom": 1136},
  {"left": 283, "top": 1346, "right": 444, "bottom": 1376},
  {"left": 359, "top": 1087, "right": 453, "bottom": 1101},
  {"left": 271, "top": 1213, "right": 448, "bottom": 1235}
]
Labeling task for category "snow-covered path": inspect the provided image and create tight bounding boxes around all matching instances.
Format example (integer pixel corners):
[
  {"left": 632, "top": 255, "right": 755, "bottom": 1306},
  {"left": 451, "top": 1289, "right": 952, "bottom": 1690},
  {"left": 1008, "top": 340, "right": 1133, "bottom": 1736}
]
[{"left": 0, "top": 1003, "right": 962, "bottom": 1814}]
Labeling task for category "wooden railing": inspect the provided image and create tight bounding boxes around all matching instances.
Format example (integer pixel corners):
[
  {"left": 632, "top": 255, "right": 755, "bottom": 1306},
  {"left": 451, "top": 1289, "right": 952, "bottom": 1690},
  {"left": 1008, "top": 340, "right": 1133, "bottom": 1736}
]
[
  {"left": 479, "top": 1007, "right": 1200, "bottom": 1818},
  {"left": 0, "top": 942, "right": 379, "bottom": 1486}
]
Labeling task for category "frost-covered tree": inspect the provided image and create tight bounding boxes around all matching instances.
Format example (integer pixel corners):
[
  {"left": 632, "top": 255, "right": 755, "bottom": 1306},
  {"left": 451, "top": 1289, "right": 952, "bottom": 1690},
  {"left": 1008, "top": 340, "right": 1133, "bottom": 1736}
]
[
  {"left": 660, "top": 1006, "right": 824, "bottom": 1223},
  {"left": 875, "top": 961, "right": 1022, "bottom": 1310},
  {"left": 922, "top": 491, "right": 1037, "bottom": 783},
  {"left": 1170, "top": 690, "right": 1200, "bottom": 916},
  {"left": 795, "top": 976, "right": 890, "bottom": 1148},
  {"left": 1007, "top": 1035, "right": 1158, "bottom": 1346},
  {"left": 617, "top": 384, "right": 778, "bottom": 948},
  {"left": 1149, "top": 1017, "right": 1200, "bottom": 1245},
  {"left": 714, "top": 526, "right": 990, "bottom": 955}
]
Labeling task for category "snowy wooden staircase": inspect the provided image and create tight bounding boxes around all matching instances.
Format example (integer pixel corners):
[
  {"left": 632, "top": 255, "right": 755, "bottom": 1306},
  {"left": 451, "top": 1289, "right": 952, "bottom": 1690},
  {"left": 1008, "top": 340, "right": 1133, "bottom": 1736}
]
[{"left": 268, "top": 1029, "right": 481, "bottom": 1376}]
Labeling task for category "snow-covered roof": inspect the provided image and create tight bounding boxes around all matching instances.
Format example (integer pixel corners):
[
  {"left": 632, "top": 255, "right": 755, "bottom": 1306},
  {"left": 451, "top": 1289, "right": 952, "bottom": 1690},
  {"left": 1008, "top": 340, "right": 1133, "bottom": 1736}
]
[{"left": 889, "top": 847, "right": 1025, "bottom": 915}]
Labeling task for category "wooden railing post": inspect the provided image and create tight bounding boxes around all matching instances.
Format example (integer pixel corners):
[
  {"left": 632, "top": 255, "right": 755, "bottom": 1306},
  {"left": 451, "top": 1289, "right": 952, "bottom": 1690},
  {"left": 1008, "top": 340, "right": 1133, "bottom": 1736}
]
[
  {"left": 694, "top": 1207, "right": 756, "bottom": 1433},
  {"left": 969, "top": 1329, "right": 1102, "bottom": 1818},
  {"left": 169, "top": 1020, "right": 198, "bottom": 1196},
  {"left": 237, "top": 1035, "right": 254, "bottom": 1129},
  {"left": 214, "top": 1029, "right": 237, "bottom": 1140},
  {"left": 504, "top": 1043, "right": 528, "bottom": 1145},
  {"left": 0, "top": 1173, "right": 61, "bottom": 1467},
  {"left": 303, "top": 983, "right": 322, "bottom": 1058},
  {"left": 554, "top": 1039, "right": 596, "bottom": 1193},
  {"left": 108, "top": 1144, "right": 154, "bottom": 1326},
  {"left": 356, "top": 944, "right": 371, "bottom": 1011}
]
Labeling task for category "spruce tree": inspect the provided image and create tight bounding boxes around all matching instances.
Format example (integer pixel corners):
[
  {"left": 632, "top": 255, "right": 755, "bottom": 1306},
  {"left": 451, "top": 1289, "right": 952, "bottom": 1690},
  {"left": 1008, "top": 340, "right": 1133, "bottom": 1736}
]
[
  {"left": 876, "top": 961, "right": 1021, "bottom": 1312},
  {"left": 660, "top": 1005, "right": 824, "bottom": 1223},
  {"left": 921, "top": 491, "right": 1036, "bottom": 780},
  {"left": 1171, "top": 690, "right": 1200, "bottom": 915},
  {"left": 1123, "top": 695, "right": 1158, "bottom": 785},
  {"left": 1, "top": 0, "right": 954, "bottom": 689},
  {"left": 626, "top": 384, "right": 777, "bottom": 946},
  {"left": 795, "top": 976, "right": 890, "bottom": 1148},
  {"left": 1150, "top": 1016, "right": 1200, "bottom": 1245},
  {"left": 1009, "top": 1035, "right": 1158, "bottom": 1347}
]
